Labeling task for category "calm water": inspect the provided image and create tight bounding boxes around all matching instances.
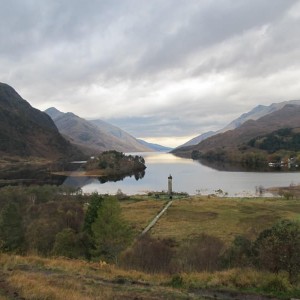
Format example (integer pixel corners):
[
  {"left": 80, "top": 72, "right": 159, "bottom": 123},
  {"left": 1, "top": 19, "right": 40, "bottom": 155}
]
[{"left": 62, "top": 152, "right": 300, "bottom": 197}]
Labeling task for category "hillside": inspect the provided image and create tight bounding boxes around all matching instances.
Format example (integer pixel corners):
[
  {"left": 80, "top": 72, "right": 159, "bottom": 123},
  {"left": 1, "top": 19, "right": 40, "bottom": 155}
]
[
  {"left": 180, "top": 100, "right": 300, "bottom": 148},
  {"left": 173, "top": 104, "right": 300, "bottom": 164},
  {"left": 46, "top": 108, "right": 152, "bottom": 154},
  {"left": 0, "top": 83, "right": 82, "bottom": 160}
]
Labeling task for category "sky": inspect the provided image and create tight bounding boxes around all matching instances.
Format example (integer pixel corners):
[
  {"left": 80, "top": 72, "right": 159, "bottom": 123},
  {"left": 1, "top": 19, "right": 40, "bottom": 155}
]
[{"left": 1, "top": 0, "right": 300, "bottom": 147}]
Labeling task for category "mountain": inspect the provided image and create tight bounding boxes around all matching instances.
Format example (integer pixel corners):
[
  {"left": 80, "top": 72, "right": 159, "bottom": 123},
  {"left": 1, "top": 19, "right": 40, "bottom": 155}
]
[
  {"left": 0, "top": 83, "right": 82, "bottom": 160},
  {"left": 179, "top": 100, "right": 300, "bottom": 148},
  {"left": 90, "top": 119, "right": 170, "bottom": 151},
  {"left": 180, "top": 131, "right": 216, "bottom": 148},
  {"left": 137, "top": 139, "right": 173, "bottom": 152},
  {"left": 45, "top": 108, "right": 152, "bottom": 154},
  {"left": 173, "top": 104, "right": 300, "bottom": 161}
]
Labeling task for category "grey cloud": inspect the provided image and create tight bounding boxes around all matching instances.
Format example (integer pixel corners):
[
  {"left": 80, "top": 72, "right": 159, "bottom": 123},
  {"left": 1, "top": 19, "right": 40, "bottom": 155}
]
[{"left": 1, "top": 0, "right": 300, "bottom": 146}]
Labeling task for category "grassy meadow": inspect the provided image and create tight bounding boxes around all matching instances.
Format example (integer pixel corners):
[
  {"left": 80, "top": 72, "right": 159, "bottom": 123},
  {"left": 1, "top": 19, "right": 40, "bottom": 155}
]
[{"left": 121, "top": 195, "right": 300, "bottom": 243}]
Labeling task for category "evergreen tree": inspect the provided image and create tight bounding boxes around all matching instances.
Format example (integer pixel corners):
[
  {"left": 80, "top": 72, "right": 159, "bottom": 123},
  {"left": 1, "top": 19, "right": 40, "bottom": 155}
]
[{"left": 91, "top": 197, "right": 132, "bottom": 263}]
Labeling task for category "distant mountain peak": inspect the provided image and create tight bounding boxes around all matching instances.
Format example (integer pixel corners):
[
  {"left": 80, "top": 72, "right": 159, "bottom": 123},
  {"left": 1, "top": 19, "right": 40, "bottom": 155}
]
[
  {"left": 178, "top": 99, "right": 300, "bottom": 148},
  {"left": 45, "top": 107, "right": 64, "bottom": 120},
  {"left": 45, "top": 107, "right": 153, "bottom": 154}
]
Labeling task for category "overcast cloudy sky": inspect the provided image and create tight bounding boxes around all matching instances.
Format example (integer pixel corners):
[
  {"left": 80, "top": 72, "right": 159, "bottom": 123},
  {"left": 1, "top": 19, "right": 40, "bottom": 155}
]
[{"left": 1, "top": 0, "right": 300, "bottom": 147}]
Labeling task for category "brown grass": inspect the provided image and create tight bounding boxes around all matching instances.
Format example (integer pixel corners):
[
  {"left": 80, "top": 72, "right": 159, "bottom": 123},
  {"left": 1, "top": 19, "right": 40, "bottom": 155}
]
[
  {"left": 121, "top": 199, "right": 168, "bottom": 233},
  {"left": 122, "top": 196, "right": 300, "bottom": 243},
  {"left": 0, "top": 254, "right": 299, "bottom": 299},
  {"left": 0, "top": 254, "right": 193, "bottom": 300}
]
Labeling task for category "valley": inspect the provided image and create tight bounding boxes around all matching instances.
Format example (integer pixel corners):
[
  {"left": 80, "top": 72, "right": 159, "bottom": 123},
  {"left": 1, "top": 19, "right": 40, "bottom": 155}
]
[{"left": 1, "top": 82, "right": 300, "bottom": 300}]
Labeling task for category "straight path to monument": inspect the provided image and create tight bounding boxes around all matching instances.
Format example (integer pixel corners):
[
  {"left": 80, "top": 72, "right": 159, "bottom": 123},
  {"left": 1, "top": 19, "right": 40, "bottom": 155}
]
[{"left": 140, "top": 200, "right": 173, "bottom": 236}]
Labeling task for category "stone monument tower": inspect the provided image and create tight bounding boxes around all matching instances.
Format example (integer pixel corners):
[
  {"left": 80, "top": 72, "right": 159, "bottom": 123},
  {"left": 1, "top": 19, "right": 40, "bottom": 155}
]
[{"left": 168, "top": 174, "right": 173, "bottom": 198}]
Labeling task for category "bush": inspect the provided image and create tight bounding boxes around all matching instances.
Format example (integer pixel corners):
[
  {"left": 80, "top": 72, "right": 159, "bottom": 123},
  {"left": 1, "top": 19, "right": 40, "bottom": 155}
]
[
  {"left": 253, "top": 219, "right": 300, "bottom": 283},
  {"left": 262, "top": 276, "right": 290, "bottom": 293},
  {"left": 169, "top": 274, "right": 184, "bottom": 288},
  {"left": 221, "top": 235, "right": 253, "bottom": 268},
  {"left": 52, "top": 228, "right": 81, "bottom": 258},
  {"left": 120, "top": 234, "right": 175, "bottom": 273},
  {"left": 176, "top": 234, "right": 224, "bottom": 272}
]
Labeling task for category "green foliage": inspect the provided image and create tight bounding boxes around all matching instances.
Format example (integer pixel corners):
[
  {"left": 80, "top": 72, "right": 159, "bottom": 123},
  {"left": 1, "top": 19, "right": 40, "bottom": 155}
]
[
  {"left": 253, "top": 219, "right": 300, "bottom": 283},
  {"left": 169, "top": 274, "right": 184, "bottom": 288},
  {"left": 85, "top": 150, "right": 146, "bottom": 175},
  {"left": 262, "top": 276, "right": 290, "bottom": 294},
  {"left": 249, "top": 128, "right": 300, "bottom": 153},
  {"left": 52, "top": 228, "right": 81, "bottom": 258},
  {"left": 0, "top": 186, "right": 136, "bottom": 261},
  {"left": 25, "top": 219, "right": 60, "bottom": 256},
  {"left": 83, "top": 193, "right": 103, "bottom": 235},
  {"left": 0, "top": 185, "right": 86, "bottom": 257},
  {"left": 221, "top": 235, "right": 253, "bottom": 268},
  {"left": 91, "top": 197, "right": 132, "bottom": 261},
  {"left": 91, "top": 197, "right": 133, "bottom": 263},
  {"left": 0, "top": 202, "right": 24, "bottom": 252},
  {"left": 201, "top": 148, "right": 227, "bottom": 162},
  {"left": 241, "top": 152, "right": 267, "bottom": 167}
]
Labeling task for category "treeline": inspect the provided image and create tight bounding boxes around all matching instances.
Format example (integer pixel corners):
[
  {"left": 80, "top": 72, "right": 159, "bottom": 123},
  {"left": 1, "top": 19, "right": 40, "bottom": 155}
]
[
  {"left": 85, "top": 150, "right": 146, "bottom": 175},
  {"left": 0, "top": 185, "right": 132, "bottom": 262},
  {"left": 249, "top": 128, "right": 300, "bottom": 153},
  {"left": 191, "top": 148, "right": 268, "bottom": 167}
]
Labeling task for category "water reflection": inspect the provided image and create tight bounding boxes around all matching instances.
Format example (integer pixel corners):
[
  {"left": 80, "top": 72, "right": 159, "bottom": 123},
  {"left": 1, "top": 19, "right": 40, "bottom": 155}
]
[
  {"left": 1, "top": 152, "right": 299, "bottom": 197},
  {"left": 144, "top": 152, "right": 194, "bottom": 164},
  {"left": 77, "top": 152, "right": 300, "bottom": 196},
  {"left": 62, "top": 170, "right": 145, "bottom": 189}
]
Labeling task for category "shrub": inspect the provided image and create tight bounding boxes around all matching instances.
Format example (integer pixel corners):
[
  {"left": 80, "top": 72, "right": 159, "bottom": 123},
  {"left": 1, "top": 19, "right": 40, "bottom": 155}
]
[
  {"left": 120, "top": 234, "right": 175, "bottom": 273},
  {"left": 221, "top": 235, "right": 253, "bottom": 268},
  {"left": 176, "top": 234, "right": 224, "bottom": 272},
  {"left": 253, "top": 219, "right": 300, "bottom": 283}
]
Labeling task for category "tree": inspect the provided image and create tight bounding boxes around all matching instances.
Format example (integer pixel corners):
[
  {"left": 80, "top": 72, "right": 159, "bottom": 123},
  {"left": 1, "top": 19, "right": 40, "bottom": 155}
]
[
  {"left": 83, "top": 193, "right": 103, "bottom": 235},
  {"left": 0, "top": 202, "right": 24, "bottom": 252},
  {"left": 253, "top": 219, "right": 300, "bottom": 283},
  {"left": 52, "top": 228, "right": 81, "bottom": 258},
  {"left": 91, "top": 197, "right": 132, "bottom": 263},
  {"left": 25, "top": 219, "right": 60, "bottom": 256}
]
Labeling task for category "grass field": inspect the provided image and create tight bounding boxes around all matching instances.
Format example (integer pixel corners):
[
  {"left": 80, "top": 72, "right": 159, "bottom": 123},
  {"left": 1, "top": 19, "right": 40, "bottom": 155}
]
[{"left": 121, "top": 195, "right": 300, "bottom": 243}]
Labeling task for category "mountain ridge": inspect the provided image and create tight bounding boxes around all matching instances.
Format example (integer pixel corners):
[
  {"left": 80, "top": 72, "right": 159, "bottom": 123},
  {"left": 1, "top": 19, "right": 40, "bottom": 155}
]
[
  {"left": 0, "top": 83, "right": 82, "bottom": 160},
  {"left": 179, "top": 100, "right": 300, "bottom": 148},
  {"left": 173, "top": 104, "right": 300, "bottom": 162},
  {"left": 45, "top": 108, "right": 153, "bottom": 154}
]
